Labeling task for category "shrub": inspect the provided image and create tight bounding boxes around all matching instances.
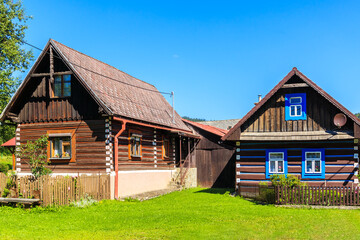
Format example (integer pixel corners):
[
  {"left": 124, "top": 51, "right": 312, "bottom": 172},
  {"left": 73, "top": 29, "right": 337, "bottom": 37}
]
[
  {"left": 270, "top": 174, "right": 305, "bottom": 188},
  {"left": 70, "top": 195, "right": 98, "bottom": 208},
  {"left": 255, "top": 183, "right": 275, "bottom": 204},
  {"left": 17, "top": 135, "right": 52, "bottom": 179},
  {"left": 0, "top": 163, "right": 11, "bottom": 174}
]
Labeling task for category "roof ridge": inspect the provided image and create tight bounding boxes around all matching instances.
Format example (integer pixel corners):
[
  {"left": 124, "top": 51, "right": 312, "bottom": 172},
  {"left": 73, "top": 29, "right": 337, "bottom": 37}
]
[{"left": 50, "top": 39, "right": 156, "bottom": 89}]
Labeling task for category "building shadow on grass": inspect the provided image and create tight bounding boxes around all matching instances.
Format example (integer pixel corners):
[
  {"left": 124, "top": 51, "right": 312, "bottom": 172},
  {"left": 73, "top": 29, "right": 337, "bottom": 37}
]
[{"left": 194, "top": 188, "right": 234, "bottom": 194}]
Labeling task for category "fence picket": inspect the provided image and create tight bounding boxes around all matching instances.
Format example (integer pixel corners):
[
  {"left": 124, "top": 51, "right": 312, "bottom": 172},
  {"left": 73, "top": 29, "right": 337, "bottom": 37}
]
[{"left": 0, "top": 174, "right": 110, "bottom": 206}]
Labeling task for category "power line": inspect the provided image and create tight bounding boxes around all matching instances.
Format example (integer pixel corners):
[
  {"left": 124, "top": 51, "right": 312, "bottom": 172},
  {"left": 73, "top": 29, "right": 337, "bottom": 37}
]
[{"left": 20, "top": 39, "right": 172, "bottom": 95}]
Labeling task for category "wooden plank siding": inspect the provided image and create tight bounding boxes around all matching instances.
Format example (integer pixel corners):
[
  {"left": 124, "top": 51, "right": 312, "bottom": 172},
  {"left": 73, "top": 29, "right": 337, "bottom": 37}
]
[
  {"left": 13, "top": 75, "right": 100, "bottom": 123},
  {"left": 19, "top": 120, "right": 107, "bottom": 173},
  {"left": 236, "top": 140, "right": 358, "bottom": 187},
  {"left": 112, "top": 122, "right": 177, "bottom": 170},
  {"left": 242, "top": 87, "right": 354, "bottom": 133}
]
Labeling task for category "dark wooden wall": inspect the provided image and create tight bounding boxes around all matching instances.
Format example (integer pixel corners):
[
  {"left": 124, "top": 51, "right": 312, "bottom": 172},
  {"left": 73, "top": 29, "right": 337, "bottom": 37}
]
[
  {"left": 19, "top": 120, "right": 107, "bottom": 173},
  {"left": 11, "top": 48, "right": 100, "bottom": 123},
  {"left": 13, "top": 75, "right": 100, "bottom": 123},
  {"left": 189, "top": 126, "right": 235, "bottom": 188},
  {"left": 237, "top": 140, "right": 358, "bottom": 186},
  {"left": 242, "top": 81, "right": 353, "bottom": 133},
  {"left": 113, "top": 122, "right": 176, "bottom": 170}
]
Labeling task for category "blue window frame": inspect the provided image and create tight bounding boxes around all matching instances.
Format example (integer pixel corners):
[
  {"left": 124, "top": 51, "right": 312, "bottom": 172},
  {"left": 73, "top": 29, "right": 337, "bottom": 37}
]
[
  {"left": 301, "top": 149, "right": 325, "bottom": 179},
  {"left": 285, "top": 93, "right": 306, "bottom": 121},
  {"left": 265, "top": 149, "right": 287, "bottom": 178}
]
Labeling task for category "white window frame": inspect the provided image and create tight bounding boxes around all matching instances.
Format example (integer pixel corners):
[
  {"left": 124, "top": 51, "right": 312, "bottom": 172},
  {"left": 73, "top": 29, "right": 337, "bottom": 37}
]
[
  {"left": 289, "top": 96, "right": 302, "bottom": 104},
  {"left": 305, "top": 151, "right": 322, "bottom": 174},
  {"left": 289, "top": 105, "right": 302, "bottom": 117},
  {"left": 269, "top": 152, "right": 284, "bottom": 174}
]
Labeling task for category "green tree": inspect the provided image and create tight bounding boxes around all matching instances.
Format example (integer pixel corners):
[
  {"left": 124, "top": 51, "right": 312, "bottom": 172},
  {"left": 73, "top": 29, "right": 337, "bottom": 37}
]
[
  {"left": 0, "top": 0, "right": 33, "bottom": 151},
  {"left": 17, "top": 135, "right": 51, "bottom": 179},
  {"left": 355, "top": 113, "right": 360, "bottom": 119}
]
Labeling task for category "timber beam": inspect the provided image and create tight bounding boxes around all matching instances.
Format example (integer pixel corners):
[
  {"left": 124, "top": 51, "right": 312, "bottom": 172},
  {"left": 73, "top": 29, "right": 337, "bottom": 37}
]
[
  {"left": 282, "top": 83, "right": 309, "bottom": 88},
  {"left": 31, "top": 71, "right": 72, "bottom": 77}
]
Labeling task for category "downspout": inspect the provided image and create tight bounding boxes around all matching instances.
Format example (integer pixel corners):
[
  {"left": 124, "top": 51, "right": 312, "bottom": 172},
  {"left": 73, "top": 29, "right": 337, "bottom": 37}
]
[{"left": 114, "top": 119, "right": 127, "bottom": 199}]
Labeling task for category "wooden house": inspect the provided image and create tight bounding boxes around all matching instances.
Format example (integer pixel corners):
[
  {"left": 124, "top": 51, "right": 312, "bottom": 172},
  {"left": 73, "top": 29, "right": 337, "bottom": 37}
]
[
  {"left": 0, "top": 39, "right": 198, "bottom": 198},
  {"left": 222, "top": 68, "right": 360, "bottom": 187},
  {"left": 183, "top": 119, "right": 235, "bottom": 188}
]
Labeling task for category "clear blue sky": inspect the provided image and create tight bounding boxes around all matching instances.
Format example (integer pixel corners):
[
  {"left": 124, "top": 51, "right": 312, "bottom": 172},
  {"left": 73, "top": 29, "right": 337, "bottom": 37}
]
[{"left": 21, "top": 0, "right": 360, "bottom": 120}]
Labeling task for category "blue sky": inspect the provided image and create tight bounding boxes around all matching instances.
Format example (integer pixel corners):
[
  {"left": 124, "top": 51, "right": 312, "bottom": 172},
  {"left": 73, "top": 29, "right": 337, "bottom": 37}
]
[{"left": 21, "top": 0, "right": 360, "bottom": 120}]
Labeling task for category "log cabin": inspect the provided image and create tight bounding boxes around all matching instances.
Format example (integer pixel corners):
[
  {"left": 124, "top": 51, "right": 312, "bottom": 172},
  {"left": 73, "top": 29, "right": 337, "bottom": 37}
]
[
  {"left": 0, "top": 39, "right": 199, "bottom": 198},
  {"left": 222, "top": 68, "right": 360, "bottom": 188}
]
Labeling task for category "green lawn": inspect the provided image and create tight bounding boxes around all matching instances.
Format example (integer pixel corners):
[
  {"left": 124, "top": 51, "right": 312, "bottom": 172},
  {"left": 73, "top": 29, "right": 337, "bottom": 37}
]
[{"left": 0, "top": 188, "right": 360, "bottom": 239}]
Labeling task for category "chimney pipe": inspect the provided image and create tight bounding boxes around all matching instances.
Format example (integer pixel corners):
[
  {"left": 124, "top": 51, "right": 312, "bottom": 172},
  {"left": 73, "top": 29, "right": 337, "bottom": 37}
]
[{"left": 258, "top": 94, "right": 262, "bottom": 102}]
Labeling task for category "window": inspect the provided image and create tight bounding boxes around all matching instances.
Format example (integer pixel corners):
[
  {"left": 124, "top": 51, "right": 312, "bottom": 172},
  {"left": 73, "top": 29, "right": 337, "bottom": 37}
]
[
  {"left": 285, "top": 93, "right": 306, "bottom": 120},
  {"left": 302, "top": 149, "right": 325, "bottom": 179},
  {"left": 129, "top": 133, "right": 142, "bottom": 158},
  {"left": 305, "top": 152, "right": 321, "bottom": 173},
  {"left": 53, "top": 74, "right": 71, "bottom": 97},
  {"left": 266, "top": 149, "right": 287, "bottom": 178},
  {"left": 162, "top": 138, "right": 170, "bottom": 159},
  {"left": 47, "top": 130, "right": 76, "bottom": 162},
  {"left": 50, "top": 137, "right": 71, "bottom": 159},
  {"left": 269, "top": 152, "right": 284, "bottom": 174}
]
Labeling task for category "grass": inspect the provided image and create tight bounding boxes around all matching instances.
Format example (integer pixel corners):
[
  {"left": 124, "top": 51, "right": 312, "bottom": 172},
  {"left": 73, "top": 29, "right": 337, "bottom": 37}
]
[{"left": 0, "top": 188, "right": 360, "bottom": 239}]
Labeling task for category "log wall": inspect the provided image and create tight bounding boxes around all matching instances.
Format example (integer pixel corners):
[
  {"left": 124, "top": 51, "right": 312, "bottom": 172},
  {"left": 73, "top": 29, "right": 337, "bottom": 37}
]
[
  {"left": 235, "top": 140, "right": 359, "bottom": 187},
  {"left": 112, "top": 122, "right": 177, "bottom": 170},
  {"left": 18, "top": 120, "right": 107, "bottom": 173}
]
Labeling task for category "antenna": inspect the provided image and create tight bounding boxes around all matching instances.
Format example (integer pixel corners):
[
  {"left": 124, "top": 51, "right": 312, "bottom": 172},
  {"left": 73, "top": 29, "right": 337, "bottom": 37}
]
[
  {"left": 333, "top": 113, "right": 347, "bottom": 128},
  {"left": 171, "top": 91, "right": 175, "bottom": 124}
]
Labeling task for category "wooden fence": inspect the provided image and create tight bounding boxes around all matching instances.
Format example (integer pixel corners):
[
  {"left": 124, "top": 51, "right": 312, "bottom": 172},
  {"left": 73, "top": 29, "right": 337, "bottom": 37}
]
[
  {"left": 0, "top": 173, "right": 111, "bottom": 206},
  {"left": 275, "top": 186, "right": 360, "bottom": 206}
]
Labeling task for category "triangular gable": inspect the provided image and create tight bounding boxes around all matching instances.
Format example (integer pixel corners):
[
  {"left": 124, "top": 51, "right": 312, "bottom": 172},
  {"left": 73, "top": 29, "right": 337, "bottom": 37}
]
[
  {"left": 0, "top": 40, "right": 110, "bottom": 122},
  {"left": 222, "top": 67, "right": 360, "bottom": 141}
]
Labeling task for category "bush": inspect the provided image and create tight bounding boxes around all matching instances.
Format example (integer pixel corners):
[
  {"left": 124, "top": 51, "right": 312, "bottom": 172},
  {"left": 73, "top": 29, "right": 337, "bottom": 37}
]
[
  {"left": 17, "top": 135, "right": 51, "bottom": 179},
  {"left": 70, "top": 195, "right": 98, "bottom": 208},
  {"left": 270, "top": 174, "right": 305, "bottom": 188},
  {"left": 255, "top": 185, "right": 275, "bottom": 204},
  {"left": 0, "top": 163, "right": 11, "bottom": 174}
]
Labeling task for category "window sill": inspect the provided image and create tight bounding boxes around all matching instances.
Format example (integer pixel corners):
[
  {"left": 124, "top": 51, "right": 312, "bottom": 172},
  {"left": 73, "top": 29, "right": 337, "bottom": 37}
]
[
  {"left": 50, "top": 96, "right": 71, "bottom": 99},
  {"left": 50, "top": 157, "right": 71, "bottom": 160}
]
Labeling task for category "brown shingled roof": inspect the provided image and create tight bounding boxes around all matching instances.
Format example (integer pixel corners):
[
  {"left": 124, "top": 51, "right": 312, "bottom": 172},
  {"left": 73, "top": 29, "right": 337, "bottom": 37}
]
[
  {"left": 51, "top": 39, "right": 189, "bottom": 131},
  {"left": 222, "top": 67, "right": 360, "bottom": 141},
  {"left": 0, "top": 39, "right": 190, "bottom": 132}
]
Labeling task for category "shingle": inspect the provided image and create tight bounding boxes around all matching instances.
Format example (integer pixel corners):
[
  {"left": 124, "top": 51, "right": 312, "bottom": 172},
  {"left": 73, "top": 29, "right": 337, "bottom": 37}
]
[{"left": 51, "top": 40, "right": 190, "bottom": 131}]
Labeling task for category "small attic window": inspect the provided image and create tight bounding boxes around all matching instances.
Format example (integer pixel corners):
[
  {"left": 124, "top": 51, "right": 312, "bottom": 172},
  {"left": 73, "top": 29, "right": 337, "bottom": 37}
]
[
  {"left": 53, "top": 74, "right": 71, "bottom": 97},
  {"left": 285, "top": 93, "right": 306, "bottom": 121}
]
